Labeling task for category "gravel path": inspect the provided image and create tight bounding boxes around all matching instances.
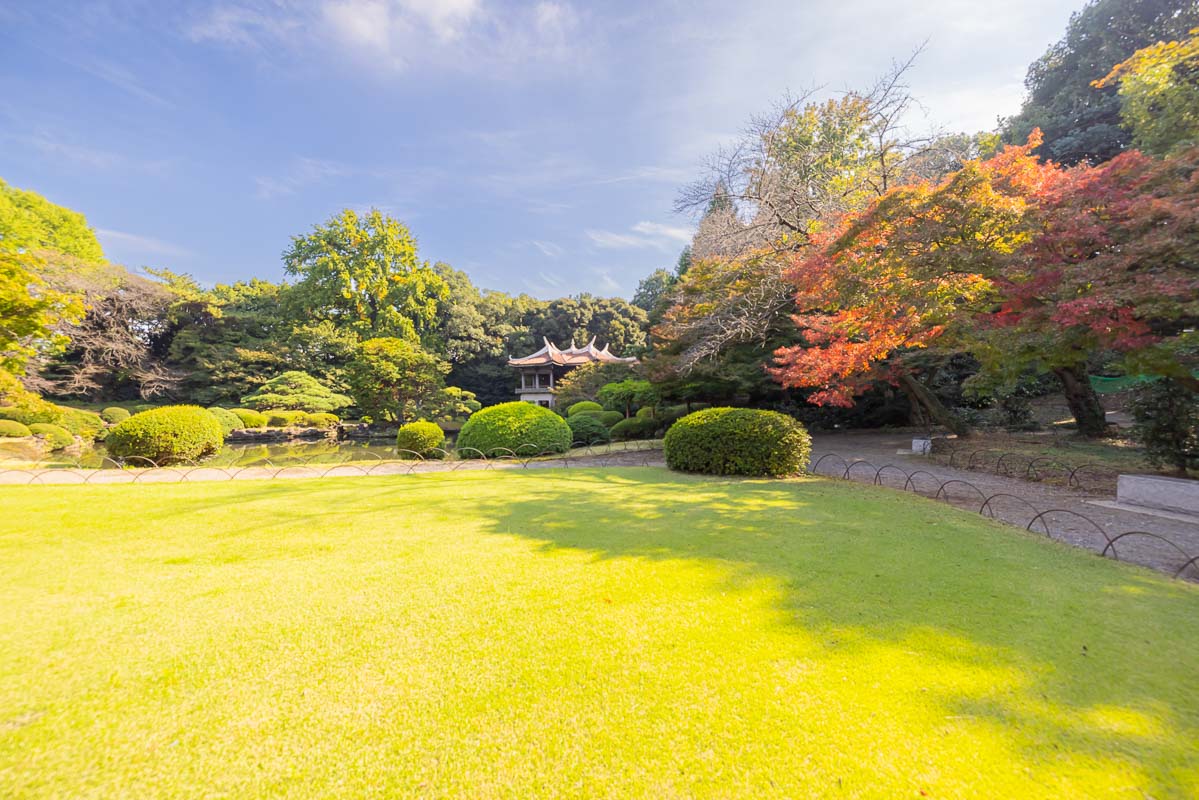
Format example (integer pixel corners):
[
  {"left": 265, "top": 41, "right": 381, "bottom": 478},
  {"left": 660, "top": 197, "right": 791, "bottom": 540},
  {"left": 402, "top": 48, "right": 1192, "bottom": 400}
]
[{"left": 810, "top": 431, "right": 1199, "bottom": 579}]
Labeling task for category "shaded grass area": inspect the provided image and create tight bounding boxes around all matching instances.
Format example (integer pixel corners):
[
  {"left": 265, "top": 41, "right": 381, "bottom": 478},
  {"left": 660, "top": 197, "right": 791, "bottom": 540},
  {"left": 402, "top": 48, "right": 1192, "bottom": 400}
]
[
  {"left": 934, "top": 431, "right": 1158, "bottom": 487},
  {"left": 1, "top": 468, "right": 1198, "bottom": 798}
]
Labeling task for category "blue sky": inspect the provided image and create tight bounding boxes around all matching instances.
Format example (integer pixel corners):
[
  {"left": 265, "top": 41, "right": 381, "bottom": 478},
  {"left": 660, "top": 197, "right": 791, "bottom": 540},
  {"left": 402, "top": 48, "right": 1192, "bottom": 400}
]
[{"left": 1, "top": 0, "right": 1082, "bottom": 299}]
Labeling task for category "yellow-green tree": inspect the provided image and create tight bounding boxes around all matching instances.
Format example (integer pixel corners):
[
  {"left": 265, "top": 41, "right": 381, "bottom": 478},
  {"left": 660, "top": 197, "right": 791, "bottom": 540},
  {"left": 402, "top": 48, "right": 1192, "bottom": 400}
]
[
  {"left": 1096, "top": 28, "right": 1199, "bottom": 155},
  {"left": 283, "top": 209, "right": 449, "bottom": 340},
  {"left": 0, "top": 179, "right": 92, "bottom": 378}
]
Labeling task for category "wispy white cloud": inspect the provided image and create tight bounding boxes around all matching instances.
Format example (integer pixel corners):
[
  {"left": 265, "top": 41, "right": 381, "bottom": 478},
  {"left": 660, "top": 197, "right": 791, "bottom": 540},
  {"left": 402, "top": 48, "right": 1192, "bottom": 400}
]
[
  {"left": 11, "top": 132, "right": 170, "bottom": 174},
  {"left": 255, "top": 157, "right": 352, "bottom": 199},
  {"left": 96, "top": 229, "right": 193, "bottom": 259},
  {"left": 586, "top": 220, "right": 694, "bottom": 251},
  {"left": 531, "top": 240, "right": 563, "bottom": 257},
  {"left": 590, "top": 165, "right": 693, "bottom": 185},
  {"left": 64, "top": 58, "right": 175, "bottom": 108},
  {"left": 188, "top": 0, "right": 586, "bottom": 75},
  {"left": 631, "top": 221, "right": 691, "bottom": 244},
  {"left": 589, "top": 268, "right": 621, "bottom": 293}
]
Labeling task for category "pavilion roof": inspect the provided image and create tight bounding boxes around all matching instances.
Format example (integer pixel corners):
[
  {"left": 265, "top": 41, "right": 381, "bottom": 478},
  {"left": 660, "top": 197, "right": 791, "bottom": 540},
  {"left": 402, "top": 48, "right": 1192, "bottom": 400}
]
[{"left": 508, "top": 337, "right": 639, "bottom": 367}]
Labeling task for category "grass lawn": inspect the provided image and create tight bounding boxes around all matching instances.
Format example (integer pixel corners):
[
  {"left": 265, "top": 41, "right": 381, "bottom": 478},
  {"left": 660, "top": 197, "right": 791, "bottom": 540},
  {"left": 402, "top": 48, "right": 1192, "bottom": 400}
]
[
  {"left": 940, "top": 431, "right": 1155, "bottom": 474},
  {"left": 2, "top": 468, "right": 1198, "bottom": 798}
]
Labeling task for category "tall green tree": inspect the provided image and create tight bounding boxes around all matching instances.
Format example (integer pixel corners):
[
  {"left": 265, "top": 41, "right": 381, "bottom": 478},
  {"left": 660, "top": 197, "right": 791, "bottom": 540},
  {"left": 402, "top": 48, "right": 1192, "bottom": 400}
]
[
  {"left": 0, "top": 178, "right": 104, "bottom": 261},
  {"left": 344, "top": 337, "right": 449, "bottom": 423},
  {"left": 0, "top": 180, "right": 94, "bottom": 376},
  {"left": 1002, "top": 0, "right": 1199, "bottom": 164},
  {"left": 283, "top": 209, "right": 449, "bottom": 339},
  {"left": 1095, "top": 27, "right": 1199, "bottom": 155}
]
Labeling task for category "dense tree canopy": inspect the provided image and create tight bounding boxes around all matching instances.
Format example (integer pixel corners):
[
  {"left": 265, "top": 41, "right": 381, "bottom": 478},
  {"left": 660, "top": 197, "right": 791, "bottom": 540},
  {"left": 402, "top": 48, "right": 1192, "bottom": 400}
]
[
  {"left": 344, "top": 337, "right": 449, "bottom": 423},
  {"left": 1002, "top": 0, "right": 1199, "bottom": 165},
  {"left": 1095, "top": 26, "right": 1199, "bottom": 155},
  {"left": 283, "top": 209, "right": 449, "bottom": 340}
]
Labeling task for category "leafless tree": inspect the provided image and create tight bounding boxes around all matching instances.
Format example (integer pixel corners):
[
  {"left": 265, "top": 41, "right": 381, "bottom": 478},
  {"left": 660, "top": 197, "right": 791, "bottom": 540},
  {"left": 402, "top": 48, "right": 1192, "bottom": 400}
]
[
  {"left": 27, "top": 258, "right": 182, "bottom": 398},
  {"left": 664, "top": 49, "right": 945, "bottom": 372}
]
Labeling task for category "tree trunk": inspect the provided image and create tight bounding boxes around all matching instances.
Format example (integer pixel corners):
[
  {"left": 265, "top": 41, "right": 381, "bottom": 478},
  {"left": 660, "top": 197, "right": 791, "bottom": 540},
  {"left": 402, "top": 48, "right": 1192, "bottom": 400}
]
[
  {"left": 899, "top": 373, "right": 972, "bottom": 437},
  {"left": 898, "top": 381, "right": 929, "bottom": 428},
  {"left": 1052, "top": 365, "right": 1109, "bottom": 438}
]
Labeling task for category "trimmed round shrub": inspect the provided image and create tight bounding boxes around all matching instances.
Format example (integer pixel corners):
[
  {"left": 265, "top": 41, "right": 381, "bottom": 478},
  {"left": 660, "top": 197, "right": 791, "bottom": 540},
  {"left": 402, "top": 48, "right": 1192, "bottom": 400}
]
[
  {"left": 304, "top": 412, "right": 340, "bottom": 429},
  {"left": 610, "top": 416, "right": 659, "bottom": 441},
  {"left": 265, "top": 409, "right": 308, "bottom": 427},
  {"left": 567, "top": 400, "right": 603, "bottom": 417},
  {"left": 567, "top": 413, "right": 610, "bottom": 445},
  {"left": 52, "top": 407, "right": 105, "bottom": 441},
  {"left": 29, "top": 423, "right": 75, "bottom": 450},
  {"left": 396, "top": 421, "right": 446, "bottom": 458},
  {"left": 664, "top": 407, "right": 812, "bottom": 477},
  {"left": 598, "top": 410, "right": 624, "bottom": 428},
  {"left": 100, "top": 407, "right": 131, "bottom": 424},
  {"left": 0, "top": 419, "right": 32, "bottom": 437},
  {"left": 106, "top": 405, "right": 225, "bottom": 465},
  {"left": 635, "top": 406, "right": 655, "bottom": 419},
  {"left": 456, "top": 402, "right": 572, "bottom": 458},
  {"left": 207, "top": 407, "right": 242, "bottom": 435},
  {"left": 230, "top": 408, "right": 268, "bottom": 428}
]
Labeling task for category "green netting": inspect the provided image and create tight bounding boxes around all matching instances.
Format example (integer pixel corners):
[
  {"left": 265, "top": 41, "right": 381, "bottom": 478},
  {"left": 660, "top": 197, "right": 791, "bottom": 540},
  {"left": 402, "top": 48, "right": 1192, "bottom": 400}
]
[{"left": 1090, "top": 373, "right": 1199, "bottom": 394}]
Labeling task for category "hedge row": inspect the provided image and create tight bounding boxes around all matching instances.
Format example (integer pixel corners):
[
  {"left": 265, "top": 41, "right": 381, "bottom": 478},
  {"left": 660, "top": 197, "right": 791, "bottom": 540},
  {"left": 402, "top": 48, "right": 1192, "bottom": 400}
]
[
  {"left": 566, "top": 413, "right": 610, "bottom": 445},
  {"left": 207, "top": 407, "right": 243, "bottom": 436},
  {"left": 230, "top": 408, "right": 269, "bottom": 428},
  {"left": 0, "top": 419, "right": 33, "bottom": 437},
  {"left": 29, "top": 423, "right": 75, "bottom": 451}
]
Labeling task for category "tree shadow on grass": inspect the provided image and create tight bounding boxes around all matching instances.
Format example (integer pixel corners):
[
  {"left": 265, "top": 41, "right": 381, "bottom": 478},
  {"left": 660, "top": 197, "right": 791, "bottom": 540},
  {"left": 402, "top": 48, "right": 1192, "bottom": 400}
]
[
  {"left": 23, "top": 466, "right": 1199, "bottom": 794},
  {"left": 461, "top": 468, "right": 1199, "bottom": 796}
]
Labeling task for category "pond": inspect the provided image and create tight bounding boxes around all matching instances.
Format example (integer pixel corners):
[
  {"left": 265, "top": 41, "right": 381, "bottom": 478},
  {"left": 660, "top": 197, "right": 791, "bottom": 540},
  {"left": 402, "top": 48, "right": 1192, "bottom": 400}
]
[{"left": 0, "top": 437, "right": 405, "bottom": 469}]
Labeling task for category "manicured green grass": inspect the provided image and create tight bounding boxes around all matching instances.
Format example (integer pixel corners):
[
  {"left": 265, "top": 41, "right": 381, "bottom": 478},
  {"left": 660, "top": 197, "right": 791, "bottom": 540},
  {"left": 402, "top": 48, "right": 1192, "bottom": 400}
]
[{"left": 2, "top": 468, "right": 1197, "bottom": 798}]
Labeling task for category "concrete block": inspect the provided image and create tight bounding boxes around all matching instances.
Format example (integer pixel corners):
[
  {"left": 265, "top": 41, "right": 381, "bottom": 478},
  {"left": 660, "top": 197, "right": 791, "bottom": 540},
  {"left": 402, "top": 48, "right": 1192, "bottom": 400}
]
[{"left": 1117, "top": 474, "right": 1199, "bottom": 517}]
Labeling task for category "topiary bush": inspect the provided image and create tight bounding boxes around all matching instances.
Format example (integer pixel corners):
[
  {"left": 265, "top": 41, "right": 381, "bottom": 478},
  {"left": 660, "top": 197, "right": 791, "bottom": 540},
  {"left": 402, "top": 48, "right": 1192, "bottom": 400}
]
[
  {"left": 264, "top": 409, "right": 309, "bottom": 427},
  {"left": 664, "top": 407, "right": 812, "bottom": 477},
  {"left": 0, "top": 420, "right": 32, "bottom": 437},
  {"left": 100, "top": 407, "right": 130, "bottom": 424},
  {"left": 567, "top": 413, "right": 611, "bottom": 445},
  {"left": 240, "top": 371, "right": 352, "bottom": 413},
  {"left": 396, "top": 421, "right": 446, "bottom": 458},
  {"left": 106, "top": 405, "right": 225, "bottom": 465},
  {"left": 0, "top": 405, "right": 57, "bottom": 427},
  {"left": 456, "top": 402, "right": 572, "bottom": 458},
  {"left": 304, "top": 412, "right": 340, "bottom": 429},
  {"left": 207, "top": 407, "right": 243, "bottom": 436},
  {"left": 567, "top": 400, "right": 603, "bottom": 417},
  {"left": 56, "top": 407, "right": 105, "bottom": 441},
  {"left": 230, "top": 408, "right": 268, "bottom": 428},
  {"left": 1, "top": 404, "right": 102, "bottom": 441},
  {"left": 635, "top": 406, "right": 655, "bottom": 419},
  {"left": 609, "top": 416, "right": 659, "bottom": 442},
  {"left": 29, "top": 423, "right": 75, "bottom": 451},
  {"left": 598, "top": 410, "right": 624, "bottom": 428}
]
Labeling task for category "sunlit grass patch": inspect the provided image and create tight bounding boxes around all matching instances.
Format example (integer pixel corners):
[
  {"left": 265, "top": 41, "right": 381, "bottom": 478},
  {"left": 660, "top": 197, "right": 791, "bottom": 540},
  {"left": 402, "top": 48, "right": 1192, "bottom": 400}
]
[{"left": 1, "top": 468, "right": 1197, "bottom": 798}]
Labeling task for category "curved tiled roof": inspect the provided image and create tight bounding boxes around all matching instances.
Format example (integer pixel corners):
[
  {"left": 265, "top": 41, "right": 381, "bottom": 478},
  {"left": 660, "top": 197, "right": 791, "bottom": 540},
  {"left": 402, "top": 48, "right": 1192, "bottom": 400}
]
[{"left": 508, "top": 337, "right": 639, "bottom": 367}]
